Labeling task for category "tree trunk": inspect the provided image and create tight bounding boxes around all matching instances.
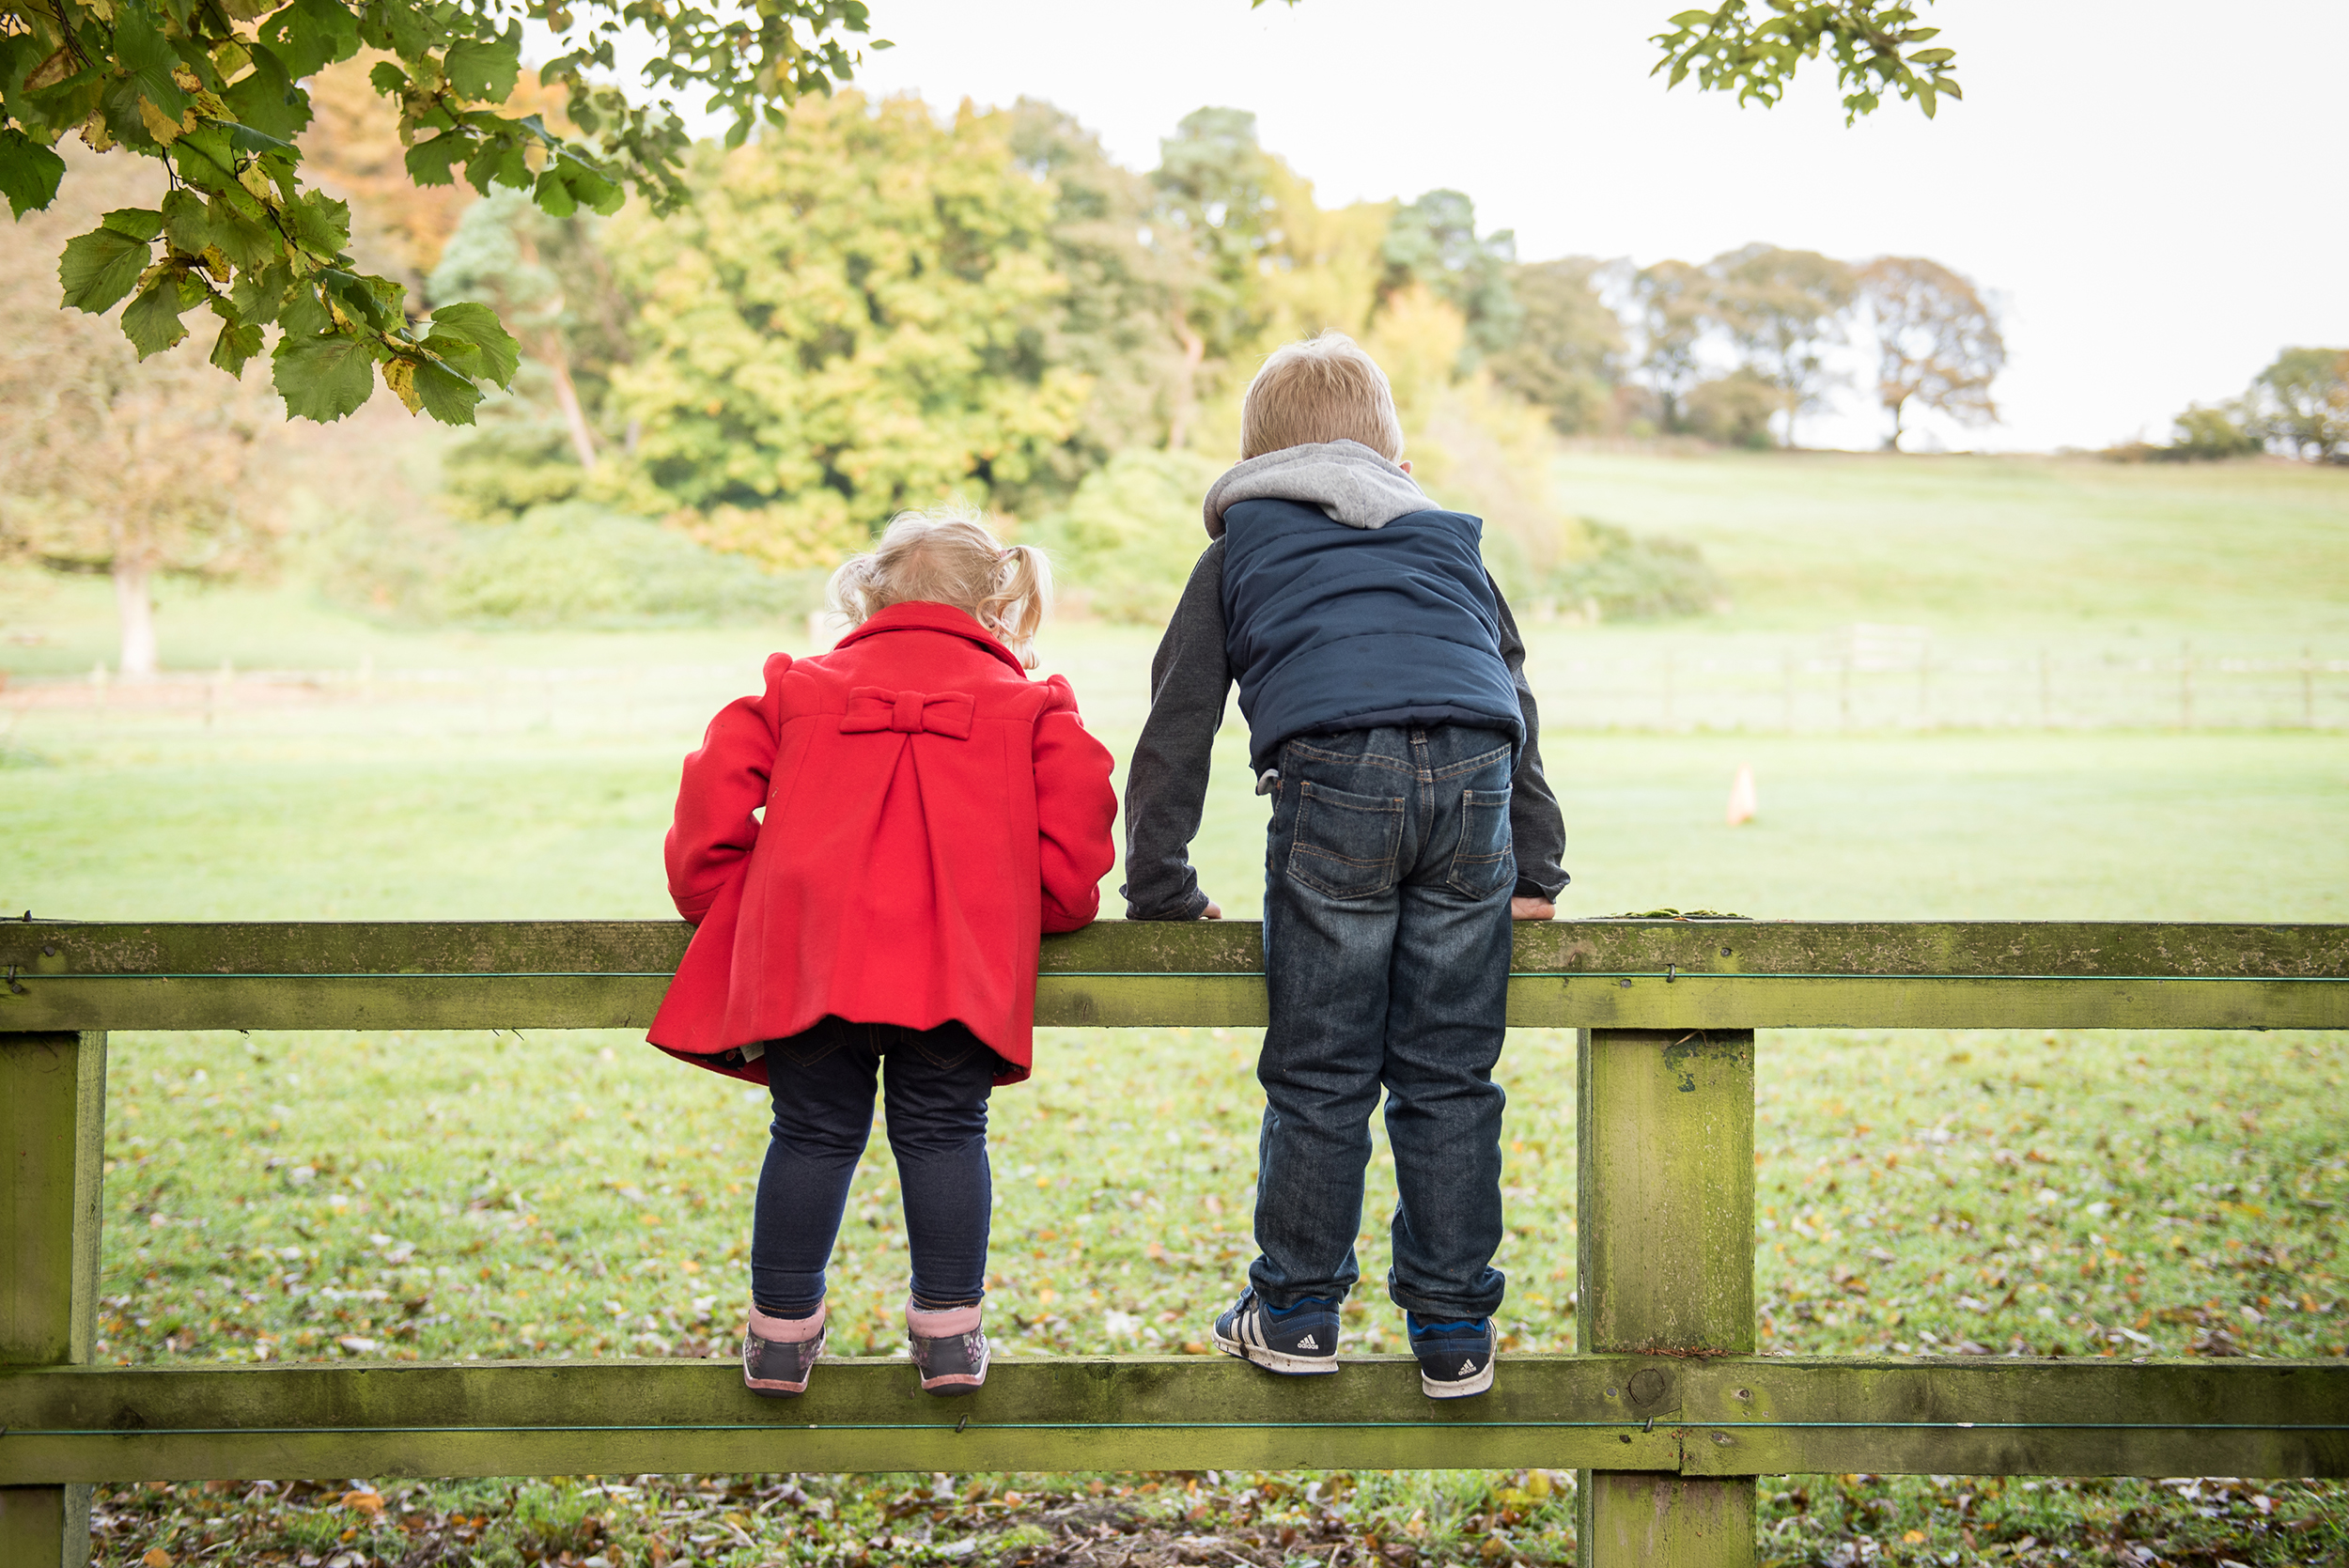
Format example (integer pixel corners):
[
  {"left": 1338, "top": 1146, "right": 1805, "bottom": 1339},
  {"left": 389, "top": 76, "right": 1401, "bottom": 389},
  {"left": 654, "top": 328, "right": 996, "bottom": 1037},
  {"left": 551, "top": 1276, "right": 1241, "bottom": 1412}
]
[
  {"left": 1165, "top": 318, "right": 1206, "bottom": 454},
  {"left": 541, "top": 342, "right": 599, "bottom": 473},
  {"left": 113, "top": 557, "right": 157, "bottom": 680}
]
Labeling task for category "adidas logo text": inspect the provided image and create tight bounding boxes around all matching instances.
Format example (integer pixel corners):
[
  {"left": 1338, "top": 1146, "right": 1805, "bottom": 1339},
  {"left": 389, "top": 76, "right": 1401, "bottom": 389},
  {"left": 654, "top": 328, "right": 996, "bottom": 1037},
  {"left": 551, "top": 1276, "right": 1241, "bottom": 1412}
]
[{"left": 1298, "top": 1334, "right": 1319, "bottom": 1349}]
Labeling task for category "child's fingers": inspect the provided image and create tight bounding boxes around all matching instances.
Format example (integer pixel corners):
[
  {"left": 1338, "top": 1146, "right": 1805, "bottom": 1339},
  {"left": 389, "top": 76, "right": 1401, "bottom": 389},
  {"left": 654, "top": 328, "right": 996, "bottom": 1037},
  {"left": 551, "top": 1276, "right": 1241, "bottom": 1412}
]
[{"left": 1509, "top": 897, "right": 1556, "bottom": 921}]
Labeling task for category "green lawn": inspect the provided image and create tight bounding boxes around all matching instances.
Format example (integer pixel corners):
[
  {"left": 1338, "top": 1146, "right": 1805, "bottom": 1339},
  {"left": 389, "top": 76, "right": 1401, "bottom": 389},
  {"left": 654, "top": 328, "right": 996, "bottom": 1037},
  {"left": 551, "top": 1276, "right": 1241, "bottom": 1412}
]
[{"left": 8, "top": 450, "right": 2346, "bottom": 1565}]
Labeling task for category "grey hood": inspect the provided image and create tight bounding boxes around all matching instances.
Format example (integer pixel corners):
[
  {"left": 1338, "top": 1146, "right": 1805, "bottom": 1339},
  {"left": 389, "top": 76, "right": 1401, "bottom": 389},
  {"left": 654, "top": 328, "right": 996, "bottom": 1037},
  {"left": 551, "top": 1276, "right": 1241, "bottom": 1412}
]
[{"left": 1201, "top": 439, "right": 1432, "bottom": 539}]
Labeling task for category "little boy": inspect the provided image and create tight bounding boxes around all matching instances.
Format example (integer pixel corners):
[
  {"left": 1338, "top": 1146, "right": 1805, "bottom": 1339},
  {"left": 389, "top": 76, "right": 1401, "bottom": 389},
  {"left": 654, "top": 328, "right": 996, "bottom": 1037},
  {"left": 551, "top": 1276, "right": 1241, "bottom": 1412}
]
[{"left": 1123, "top": 332, "right": 1568, "bottom": 1398}]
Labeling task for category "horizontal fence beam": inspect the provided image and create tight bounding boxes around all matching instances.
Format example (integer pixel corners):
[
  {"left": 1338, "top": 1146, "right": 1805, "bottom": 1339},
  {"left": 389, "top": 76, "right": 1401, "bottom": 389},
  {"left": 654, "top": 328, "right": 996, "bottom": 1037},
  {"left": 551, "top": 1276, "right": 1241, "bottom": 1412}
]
[
  {"left": 2, "top": 1357, "right": 2341, "bottom": 1483},
  {"left": 4, "top": 921, "right": 2345, "bottom": 1033}
]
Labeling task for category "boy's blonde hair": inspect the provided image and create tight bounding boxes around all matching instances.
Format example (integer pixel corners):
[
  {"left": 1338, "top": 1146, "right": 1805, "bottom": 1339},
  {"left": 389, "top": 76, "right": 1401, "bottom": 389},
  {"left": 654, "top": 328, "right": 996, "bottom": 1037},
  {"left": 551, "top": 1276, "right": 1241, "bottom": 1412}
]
[
  {"left": 828, "top": 505, "right": 1053, "bottom": 669},
  {"left": 1239, "top": 331, "right": 1406, "bottom": 461}
]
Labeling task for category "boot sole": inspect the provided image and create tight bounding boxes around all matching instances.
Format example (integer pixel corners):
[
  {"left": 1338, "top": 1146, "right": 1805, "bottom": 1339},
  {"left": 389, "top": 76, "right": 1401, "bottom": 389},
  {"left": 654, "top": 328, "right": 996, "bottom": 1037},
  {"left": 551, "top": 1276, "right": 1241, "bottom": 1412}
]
[
  {"left": 1212, "top": 1324, "right": 1338, "bottom": 1375},
  {"left": 920, "top": 1374, "right": 987, "bottom": 1394},
  {"left": 1419, "top": 1360, "right": 1496, "bottom": 1399}
]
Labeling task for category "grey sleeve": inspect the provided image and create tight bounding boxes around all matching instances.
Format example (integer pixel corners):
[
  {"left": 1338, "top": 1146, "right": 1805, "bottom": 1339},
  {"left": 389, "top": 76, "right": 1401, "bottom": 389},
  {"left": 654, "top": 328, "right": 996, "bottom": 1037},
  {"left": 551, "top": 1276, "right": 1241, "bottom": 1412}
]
[
  {"left": 1120, "top": 542, "right": 1232, "bottom": 921},
  {"left": 1490, "top": 577, "right": 1570, "bottom": 901}
]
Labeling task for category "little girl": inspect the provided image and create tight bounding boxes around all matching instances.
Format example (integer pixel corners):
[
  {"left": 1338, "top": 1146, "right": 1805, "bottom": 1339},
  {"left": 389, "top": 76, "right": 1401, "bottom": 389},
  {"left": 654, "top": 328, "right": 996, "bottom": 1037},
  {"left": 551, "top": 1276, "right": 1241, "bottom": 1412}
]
[{"left": 648, "top": 507, "right": 1116, "bottom": 1397}]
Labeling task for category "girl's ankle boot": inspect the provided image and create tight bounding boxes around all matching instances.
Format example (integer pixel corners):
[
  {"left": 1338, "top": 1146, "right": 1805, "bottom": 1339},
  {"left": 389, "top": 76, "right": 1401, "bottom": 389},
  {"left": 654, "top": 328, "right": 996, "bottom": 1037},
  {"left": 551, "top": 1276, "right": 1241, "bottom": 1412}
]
[
  {"left": 906, "top": 1302, "right": 988, "bottom": 1395},
  {"left": 743, "top": 1302, "right": 826, "bottom": 1397}
]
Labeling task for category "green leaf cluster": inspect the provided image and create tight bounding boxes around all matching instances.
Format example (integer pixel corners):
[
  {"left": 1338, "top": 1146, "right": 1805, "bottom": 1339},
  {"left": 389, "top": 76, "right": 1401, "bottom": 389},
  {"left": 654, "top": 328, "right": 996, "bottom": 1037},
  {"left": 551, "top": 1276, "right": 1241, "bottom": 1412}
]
[
  {"left": 2, "top": 0, "right": 883, "bottom": 425},
  {"left": 1650, "top": 1, "right": 1964, "bottom": 125},
  {"left": 594, "top": 94, "right": 1093, "bottom": 569}
]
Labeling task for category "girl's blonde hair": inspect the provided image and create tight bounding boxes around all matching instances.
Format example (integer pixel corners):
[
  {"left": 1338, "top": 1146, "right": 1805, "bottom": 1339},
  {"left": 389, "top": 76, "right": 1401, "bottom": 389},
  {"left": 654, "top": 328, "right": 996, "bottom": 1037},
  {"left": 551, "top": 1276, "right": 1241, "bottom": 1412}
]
[{"left": 827, "top": 505, "right": 1053, "bottom": 668}]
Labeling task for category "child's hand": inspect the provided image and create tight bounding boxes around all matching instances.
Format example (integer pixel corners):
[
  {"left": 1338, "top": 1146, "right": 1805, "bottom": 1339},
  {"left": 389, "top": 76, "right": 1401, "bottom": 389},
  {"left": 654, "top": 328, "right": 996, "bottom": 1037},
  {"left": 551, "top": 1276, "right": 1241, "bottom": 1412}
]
[
  {"left": 1200, "top": 901, "right": 1223, "bottom": 919},
  {"left": 1510, "top": 897, "right": 1556, "bottom": 921}
]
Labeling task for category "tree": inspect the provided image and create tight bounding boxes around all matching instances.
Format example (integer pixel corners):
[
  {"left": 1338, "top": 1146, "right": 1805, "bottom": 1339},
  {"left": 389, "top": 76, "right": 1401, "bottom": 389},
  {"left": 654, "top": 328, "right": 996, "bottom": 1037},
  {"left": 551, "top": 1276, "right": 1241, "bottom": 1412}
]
[
  {"left": 298, "top": 52, "right": 572, "bottom": 297},
  {"left": 1379, "top": 189, "right": 1520, "bottom": 365},
  {"left": 1629, "top": 257, "right": 1715, "bottom": 432},
  {"left": 1152, "top": 106, "right": 1280, "bottom": 445},
  {"left": 5, "top": 1, "right": 1956, "bottom": 431},
  {"left": 1650, "top": 1, "right": 1963, "bottom": 123},
  {"left": 1854, "top": 255, "right": 2002, "bottom": 450},
  {"left": 595, "top": 92, "right": 1089, "bottom": 569},
  {"left": 0, "top": 145, "right": 270, "bottom": 675},
  {"left": 428, "top": 187, "right": 632, "bottom": 489},
  {"left": 0, "top": 0, "right": 885, "bottom": 426},
  {"left": 1006, "top": 100, "right": 1200, "bottom": 487},
  {"left": 1711, "top": 242, "right": 1854, "bottom": 446},
  {"left": 2248, "top": 348, "right": 2349, "bottom": 461},
  {"left": 1488, "top": 256, "right": 1626, "bottom": 435}
]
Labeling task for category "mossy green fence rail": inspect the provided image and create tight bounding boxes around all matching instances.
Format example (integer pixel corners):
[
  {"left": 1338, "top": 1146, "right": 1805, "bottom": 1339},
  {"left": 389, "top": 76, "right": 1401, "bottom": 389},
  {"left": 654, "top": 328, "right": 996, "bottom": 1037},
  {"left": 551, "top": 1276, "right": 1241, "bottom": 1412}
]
[{"left": 5, "top": 919, "right": 2347, "bottom": 1566}]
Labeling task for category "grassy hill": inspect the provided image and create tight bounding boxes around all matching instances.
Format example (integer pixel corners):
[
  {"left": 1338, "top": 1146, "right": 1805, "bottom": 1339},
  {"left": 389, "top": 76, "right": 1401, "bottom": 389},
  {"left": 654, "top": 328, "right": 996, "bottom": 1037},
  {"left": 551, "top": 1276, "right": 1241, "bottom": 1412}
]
[{"left": 1553, "top": 450, "right": 2349, "bottom": 644}]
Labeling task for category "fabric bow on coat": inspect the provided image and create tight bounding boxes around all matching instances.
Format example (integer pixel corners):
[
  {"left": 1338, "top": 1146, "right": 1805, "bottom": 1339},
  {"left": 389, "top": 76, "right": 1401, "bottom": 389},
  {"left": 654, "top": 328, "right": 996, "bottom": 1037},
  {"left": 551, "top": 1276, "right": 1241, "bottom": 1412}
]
[{"left": 838, "top": 687, "right": 976, "bottom": 739}]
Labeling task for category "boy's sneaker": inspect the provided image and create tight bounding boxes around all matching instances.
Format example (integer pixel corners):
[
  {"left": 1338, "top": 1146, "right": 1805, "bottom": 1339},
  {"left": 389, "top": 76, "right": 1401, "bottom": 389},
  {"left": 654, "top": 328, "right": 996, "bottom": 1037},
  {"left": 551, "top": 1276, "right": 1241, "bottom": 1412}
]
[
  {"left": 1212, "top": 1288, "right": 1340, "bottom": 1374},
  {"left": 907, "top": 1302, "right": 989, "bottom": 1395},
  {"left": 1408, "top": 1313, "right": 1496, "bottom": 1399},
  {"left": 742, "top": 1302, "right": 826, "bottom": 1397}
]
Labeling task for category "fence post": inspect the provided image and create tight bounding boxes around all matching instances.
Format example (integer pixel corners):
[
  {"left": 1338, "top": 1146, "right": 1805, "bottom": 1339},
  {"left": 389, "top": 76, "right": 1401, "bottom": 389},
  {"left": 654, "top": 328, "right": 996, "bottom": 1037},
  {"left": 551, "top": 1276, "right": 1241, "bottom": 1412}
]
[
  {"left": 1, "top": 1031, "right": 107, "bottom": 1568},
  {"left": 1576, "top": 1028, "right": 1756, "bottom": 1567}
]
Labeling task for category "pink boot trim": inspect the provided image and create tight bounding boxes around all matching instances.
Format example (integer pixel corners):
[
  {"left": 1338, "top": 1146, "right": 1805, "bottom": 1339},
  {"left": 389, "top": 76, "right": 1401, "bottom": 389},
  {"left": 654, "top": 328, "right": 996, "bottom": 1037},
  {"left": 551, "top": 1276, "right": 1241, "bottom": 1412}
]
[
  {"left": 905, "top": 1303, "right": 982, "bottom": 1337},
  {"left": 907, "top": 1302, "right": 988, "bottom": 1392},
  {"left": 749, "top": 1302, "right": 827, "bottom": 1342}
]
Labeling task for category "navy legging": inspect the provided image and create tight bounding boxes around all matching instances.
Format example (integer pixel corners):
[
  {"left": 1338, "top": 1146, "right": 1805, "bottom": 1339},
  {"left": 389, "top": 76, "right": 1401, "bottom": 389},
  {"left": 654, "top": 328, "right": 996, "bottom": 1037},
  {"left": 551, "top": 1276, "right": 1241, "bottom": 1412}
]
[{"left": 750, "top": 1016, "right": 1001, "bottom": 1317}]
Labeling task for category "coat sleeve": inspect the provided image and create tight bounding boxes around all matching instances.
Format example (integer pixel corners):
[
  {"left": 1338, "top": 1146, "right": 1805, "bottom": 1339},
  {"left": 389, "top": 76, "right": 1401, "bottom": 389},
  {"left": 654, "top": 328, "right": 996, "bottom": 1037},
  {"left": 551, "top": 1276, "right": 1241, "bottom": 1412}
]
[
  {"left": 1033, "top": 675, "right": 1118, "bottom": 934},
  {"left": 1486, "top": 579, "right": 1570, "bottom": 901},
  {"left": 1119, "top": 542, "right": 1230, "bottom": 920},
  {"left": 665, "top": 655, "right": 789, "bottom": 924}
]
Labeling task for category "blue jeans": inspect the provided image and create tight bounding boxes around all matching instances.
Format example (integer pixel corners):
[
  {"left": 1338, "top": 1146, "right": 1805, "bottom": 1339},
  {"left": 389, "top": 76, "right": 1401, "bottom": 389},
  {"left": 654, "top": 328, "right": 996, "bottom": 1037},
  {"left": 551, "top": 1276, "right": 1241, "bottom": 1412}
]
[
  {"left": 1251, "top": 724, "right": 1515, "bottom": 1322},
  {"left": 751, "top": 1017, "right": 1002, "bottom": 1317}
]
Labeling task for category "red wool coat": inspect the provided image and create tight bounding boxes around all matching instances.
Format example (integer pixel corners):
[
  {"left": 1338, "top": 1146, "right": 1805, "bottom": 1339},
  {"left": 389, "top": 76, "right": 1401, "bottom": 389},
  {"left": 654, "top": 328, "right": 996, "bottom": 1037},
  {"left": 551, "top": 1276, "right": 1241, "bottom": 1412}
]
[{"left": 648, "top": 601, "right": 1118, "bottom": 1085}]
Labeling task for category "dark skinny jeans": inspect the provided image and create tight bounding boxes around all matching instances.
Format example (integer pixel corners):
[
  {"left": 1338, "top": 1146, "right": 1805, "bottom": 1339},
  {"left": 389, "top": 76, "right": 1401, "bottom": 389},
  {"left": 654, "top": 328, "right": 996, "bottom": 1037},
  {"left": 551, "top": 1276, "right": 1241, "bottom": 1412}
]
[{"left": 751, "top": 1016, "right": 1001, "bottom": 1318}]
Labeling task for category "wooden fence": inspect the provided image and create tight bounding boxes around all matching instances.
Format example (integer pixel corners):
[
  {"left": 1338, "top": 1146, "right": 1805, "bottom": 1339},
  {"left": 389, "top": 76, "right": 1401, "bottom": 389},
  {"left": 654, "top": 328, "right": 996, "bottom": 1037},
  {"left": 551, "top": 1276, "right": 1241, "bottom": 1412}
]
[{"left": 4, "top": 919, "right": 2346, "bottom": 1566}]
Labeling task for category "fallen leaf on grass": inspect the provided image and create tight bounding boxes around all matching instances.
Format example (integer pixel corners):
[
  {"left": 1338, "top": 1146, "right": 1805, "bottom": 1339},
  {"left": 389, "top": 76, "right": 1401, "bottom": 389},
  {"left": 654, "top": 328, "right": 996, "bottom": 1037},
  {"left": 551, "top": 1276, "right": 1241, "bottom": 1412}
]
[
  {"left": 342, "top": 1489, "right": 383, "bottom": 1514},
  {"left": 143, "top": 1551, "right": 174, "bottom": 1568}
]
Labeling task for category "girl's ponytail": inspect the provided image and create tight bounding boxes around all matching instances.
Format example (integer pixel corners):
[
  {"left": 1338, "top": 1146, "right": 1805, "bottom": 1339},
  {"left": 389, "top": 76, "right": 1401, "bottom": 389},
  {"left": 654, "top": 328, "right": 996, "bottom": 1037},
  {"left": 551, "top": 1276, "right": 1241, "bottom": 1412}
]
[{"left": 975, "top": 544, "right": 1052, "bottom": 670}]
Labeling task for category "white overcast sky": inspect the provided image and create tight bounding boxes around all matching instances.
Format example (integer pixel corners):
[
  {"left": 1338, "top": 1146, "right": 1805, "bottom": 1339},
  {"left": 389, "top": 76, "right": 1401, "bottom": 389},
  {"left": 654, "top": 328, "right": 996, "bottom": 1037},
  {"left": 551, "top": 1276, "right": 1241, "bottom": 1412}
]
[{"left": 837, "top": 0, "right": 2349, "bottom": 453}]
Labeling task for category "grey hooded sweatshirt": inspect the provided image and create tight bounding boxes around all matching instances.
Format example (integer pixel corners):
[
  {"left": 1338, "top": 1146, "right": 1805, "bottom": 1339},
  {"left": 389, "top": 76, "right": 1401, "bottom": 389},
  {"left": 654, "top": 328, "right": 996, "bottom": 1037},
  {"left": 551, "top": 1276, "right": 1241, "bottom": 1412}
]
[{"left": 1121, "top": 442, "right": 1569, "bottom": 921}]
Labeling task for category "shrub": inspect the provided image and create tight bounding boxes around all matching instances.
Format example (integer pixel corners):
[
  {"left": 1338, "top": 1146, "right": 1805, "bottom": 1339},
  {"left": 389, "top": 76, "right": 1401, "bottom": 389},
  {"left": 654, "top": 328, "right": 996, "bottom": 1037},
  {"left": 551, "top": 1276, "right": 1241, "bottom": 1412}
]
[
  {"left": 1543, "top": 520, "right": 1726, "bottom": 621},
  {"left": 1025, "top": 448, "right": 1224, "bottom": 624},
  {"left": 2168, "top": 402, "right": 2263, "bottom": 460},
  {"left": 438, "top": 504, "right": 823, "bottom": 627},
  {"left": 1683, "top": 370, "right": 1782, "bottom": 449}
]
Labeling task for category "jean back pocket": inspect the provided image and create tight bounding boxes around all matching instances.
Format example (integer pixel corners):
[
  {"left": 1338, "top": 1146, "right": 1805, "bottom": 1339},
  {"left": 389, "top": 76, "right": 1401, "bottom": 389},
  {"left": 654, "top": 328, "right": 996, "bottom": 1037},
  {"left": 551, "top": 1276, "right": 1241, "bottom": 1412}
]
[
  {"left": 1447, "top": 786, "right": 1515, "bottom": 898},
  {"left": 1287, "top": 780, "right": 1406, "bottom": 899}
]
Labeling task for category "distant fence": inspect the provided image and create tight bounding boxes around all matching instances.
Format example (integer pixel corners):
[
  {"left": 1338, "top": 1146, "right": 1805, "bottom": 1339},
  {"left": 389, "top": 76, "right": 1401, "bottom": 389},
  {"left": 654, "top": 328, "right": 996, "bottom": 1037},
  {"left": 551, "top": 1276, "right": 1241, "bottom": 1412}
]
[
  {"left": 6, "top": 636, "right": 2345, "bottom": 735},
  {"left": 1537, "top": 630, "right": 2347, "bottom": 733}
]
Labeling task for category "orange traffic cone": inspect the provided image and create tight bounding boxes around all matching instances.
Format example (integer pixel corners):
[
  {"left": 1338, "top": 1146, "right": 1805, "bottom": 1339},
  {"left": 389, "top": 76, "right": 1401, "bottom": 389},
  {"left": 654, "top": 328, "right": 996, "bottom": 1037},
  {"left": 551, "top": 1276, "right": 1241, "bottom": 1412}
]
[{"left": 1726, "top": 762, "right": 1757, "bottom": 826}]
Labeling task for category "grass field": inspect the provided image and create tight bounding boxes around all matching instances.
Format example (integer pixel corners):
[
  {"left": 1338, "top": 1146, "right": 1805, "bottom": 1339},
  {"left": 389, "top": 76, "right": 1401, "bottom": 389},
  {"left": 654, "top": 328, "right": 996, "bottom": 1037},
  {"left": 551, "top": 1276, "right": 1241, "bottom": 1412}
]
[{"left": 6, "top": 450, "right": 2347, "bottom": 1566}]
